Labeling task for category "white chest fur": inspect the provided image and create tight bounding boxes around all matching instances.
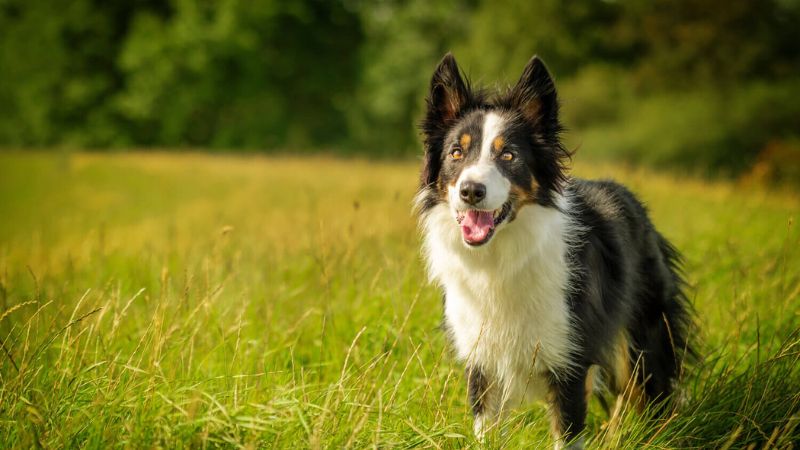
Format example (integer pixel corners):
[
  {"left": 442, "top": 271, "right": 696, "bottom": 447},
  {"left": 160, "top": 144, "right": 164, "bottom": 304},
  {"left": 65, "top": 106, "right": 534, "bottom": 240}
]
[{"left": 420, "top": 198, "right": 579, "bottom": 406}]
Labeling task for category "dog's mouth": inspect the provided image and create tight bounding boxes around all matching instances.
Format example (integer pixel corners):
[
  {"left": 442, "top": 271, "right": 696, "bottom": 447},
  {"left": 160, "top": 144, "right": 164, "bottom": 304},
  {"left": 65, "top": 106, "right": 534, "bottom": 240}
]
[{"left": 456, "top": 201, "right": 512, "bottom": 246}]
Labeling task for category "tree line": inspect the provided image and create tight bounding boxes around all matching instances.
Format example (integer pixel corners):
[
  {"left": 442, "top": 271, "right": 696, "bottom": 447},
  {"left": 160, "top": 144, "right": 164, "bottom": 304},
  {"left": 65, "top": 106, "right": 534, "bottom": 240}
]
[{"left": 1, "top": 0, "right": 798, "bottom": 175}]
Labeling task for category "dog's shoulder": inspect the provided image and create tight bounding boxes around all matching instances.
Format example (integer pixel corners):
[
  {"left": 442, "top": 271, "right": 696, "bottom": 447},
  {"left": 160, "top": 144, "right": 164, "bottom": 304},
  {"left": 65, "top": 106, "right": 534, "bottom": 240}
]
[{"left": 567, "top": 177, "right": 654, "bottom": 229}]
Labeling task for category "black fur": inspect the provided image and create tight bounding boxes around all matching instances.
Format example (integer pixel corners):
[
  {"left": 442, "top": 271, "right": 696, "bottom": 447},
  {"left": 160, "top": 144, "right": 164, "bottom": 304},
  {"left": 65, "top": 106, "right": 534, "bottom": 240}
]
[
  {"left": 554, "top": 179, "right": 695, "bottom": 442},
  {"left": 547, "top": 368, "right": 589, "bottom": 442},
  {"left": 467, "top": 366, "right": 489, "bottom": 416}
]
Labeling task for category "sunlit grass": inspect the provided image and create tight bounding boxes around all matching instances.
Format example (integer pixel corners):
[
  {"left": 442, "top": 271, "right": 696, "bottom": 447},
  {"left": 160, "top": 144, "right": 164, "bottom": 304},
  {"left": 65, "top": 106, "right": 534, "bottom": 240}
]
[{"left": 0, "top": 151, "right": 798, "bottom": 448}]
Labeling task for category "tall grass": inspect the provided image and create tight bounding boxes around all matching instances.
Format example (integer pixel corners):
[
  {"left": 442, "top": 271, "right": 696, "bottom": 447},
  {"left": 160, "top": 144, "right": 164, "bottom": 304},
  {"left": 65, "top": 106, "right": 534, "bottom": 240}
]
[{"left": 0, "top": 152, "right": 798, "bottom": 448}]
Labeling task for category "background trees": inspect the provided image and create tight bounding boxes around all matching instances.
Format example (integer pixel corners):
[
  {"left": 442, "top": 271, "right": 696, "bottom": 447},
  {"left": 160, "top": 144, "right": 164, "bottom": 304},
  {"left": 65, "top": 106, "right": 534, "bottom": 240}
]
[{"left": 1, "top": 0, "right": 798, "bottom": 177}]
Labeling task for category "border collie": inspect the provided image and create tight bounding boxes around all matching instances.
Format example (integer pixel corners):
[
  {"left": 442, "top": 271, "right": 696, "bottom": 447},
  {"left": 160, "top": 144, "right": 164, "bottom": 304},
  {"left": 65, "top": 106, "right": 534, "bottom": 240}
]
[{"left": 415, "top": 54, "right": 693, "bottom": 449}]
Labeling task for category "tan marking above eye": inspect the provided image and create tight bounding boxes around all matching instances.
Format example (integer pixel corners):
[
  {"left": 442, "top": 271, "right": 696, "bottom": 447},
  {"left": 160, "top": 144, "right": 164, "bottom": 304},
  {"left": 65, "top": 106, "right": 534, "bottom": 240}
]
[
  {"left": 493, "top": 136, "right": 505, "bottom": 151},
  {"left": 460, "top": 133, "right": 472, "bottom": 149}
]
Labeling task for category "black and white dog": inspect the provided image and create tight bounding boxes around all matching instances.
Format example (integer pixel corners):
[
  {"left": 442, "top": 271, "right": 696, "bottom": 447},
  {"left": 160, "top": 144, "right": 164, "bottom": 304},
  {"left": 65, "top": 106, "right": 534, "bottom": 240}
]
[{"left": 415, "top": 54, "right": 693, "bottom": 448}]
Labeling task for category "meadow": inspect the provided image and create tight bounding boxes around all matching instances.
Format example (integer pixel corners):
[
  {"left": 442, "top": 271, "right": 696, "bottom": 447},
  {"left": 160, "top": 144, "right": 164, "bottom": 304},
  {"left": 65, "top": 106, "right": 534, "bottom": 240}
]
[{"left": 1, "top": 151, "right": 798, "bottom": 449}]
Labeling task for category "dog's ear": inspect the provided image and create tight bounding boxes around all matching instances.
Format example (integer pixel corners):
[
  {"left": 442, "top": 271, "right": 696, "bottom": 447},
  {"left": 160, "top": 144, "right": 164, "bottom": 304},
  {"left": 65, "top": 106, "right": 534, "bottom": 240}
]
[
  {"left": 420, "top": 53, "right": 470, "bottom": 187},
  {"left": 510, "top": 56, "right": 559, "bottom": 133},
  {"left": 510, "top": 56, "right": 569, "bottom": 200},
  {"left": 426, "top": 53, "right": 469, "bottom": 125}
]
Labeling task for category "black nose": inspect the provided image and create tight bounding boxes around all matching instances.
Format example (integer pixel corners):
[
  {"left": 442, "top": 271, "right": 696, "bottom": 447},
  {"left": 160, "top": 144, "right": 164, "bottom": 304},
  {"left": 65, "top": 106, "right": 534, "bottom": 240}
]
[{"left": 460, "top": 181, "right": 486, "bottom": 205}]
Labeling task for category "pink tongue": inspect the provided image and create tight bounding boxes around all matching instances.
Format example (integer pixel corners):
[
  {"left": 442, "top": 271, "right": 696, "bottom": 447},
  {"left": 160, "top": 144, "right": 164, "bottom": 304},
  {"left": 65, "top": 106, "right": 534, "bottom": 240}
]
[{"left": 461, "top": 210, "right": 494, "bottom": 243}]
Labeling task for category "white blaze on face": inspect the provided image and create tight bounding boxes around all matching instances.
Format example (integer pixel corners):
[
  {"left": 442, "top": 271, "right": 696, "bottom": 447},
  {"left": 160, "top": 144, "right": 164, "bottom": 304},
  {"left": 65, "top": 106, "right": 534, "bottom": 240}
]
[{"left": 449, "top": 112, "right": 511, "bottom": 211}]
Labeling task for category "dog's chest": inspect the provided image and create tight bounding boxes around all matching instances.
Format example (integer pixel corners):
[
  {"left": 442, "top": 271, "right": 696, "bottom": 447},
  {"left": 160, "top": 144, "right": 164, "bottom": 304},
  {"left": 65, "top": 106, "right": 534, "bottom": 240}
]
[
  {"left": 440, "top": 247, "right": 575, "bottom": 403},
  {"left": 421, "top": 202, "right": 577, "bottom": 401}
]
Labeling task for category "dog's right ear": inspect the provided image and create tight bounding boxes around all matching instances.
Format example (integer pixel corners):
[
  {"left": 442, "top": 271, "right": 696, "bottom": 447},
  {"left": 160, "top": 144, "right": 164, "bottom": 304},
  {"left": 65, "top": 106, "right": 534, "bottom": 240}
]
[
  {"left": 426, "top": 53, "right": 469, "bottom": 125},
  {"left": 420, "top": 53, "right": 469, "bottom": 187}
]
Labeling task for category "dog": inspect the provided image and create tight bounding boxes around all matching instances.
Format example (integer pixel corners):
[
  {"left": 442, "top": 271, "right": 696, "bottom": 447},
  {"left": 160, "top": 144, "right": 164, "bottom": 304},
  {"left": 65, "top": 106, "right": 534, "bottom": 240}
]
[{"left": 414, "top": 53, "right": 693, "bottom": 449}]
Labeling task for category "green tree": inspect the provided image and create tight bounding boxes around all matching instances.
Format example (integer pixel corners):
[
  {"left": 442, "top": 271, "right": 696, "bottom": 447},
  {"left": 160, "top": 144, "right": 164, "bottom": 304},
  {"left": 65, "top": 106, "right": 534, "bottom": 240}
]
[
  {"left": 115, "top": 0, "right": 363, "bottom": 148},
  {"left": 0, "top": 0, "right": 169, "bottom": 146},
  {"left": 348, "top": 0, "right": 472, "bottom": 154}
]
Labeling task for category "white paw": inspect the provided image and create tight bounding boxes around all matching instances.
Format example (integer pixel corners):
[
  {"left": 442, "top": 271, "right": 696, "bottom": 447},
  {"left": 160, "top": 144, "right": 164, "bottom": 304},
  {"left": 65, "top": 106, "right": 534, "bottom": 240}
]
[
  {"left": 473, "top": 416, "right": 487, "bottom": 442},
  {"left": 554, "top": 436, "right": 584, "bottom": 450}
]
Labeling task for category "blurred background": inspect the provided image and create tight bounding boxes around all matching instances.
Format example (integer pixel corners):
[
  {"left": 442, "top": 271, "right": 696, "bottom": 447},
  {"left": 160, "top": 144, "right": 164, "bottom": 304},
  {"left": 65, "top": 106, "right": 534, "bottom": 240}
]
[{"left": 1, "top": 0, "right": 799, "bottom": 182}]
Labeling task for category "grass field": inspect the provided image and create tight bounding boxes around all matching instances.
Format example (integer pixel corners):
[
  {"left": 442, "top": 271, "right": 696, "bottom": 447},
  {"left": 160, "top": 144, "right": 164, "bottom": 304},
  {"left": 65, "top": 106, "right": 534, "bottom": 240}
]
[{"left": 1, "top": 151, "right": 799, "bottom": 449}]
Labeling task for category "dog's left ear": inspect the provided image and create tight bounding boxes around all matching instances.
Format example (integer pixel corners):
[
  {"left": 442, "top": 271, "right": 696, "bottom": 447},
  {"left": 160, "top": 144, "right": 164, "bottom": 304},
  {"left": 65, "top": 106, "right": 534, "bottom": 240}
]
[
  {"left": 510, "top": 56, "right": 570, "bottom": 200},
  {"left": 510, "top": 56, "right": 559, "bottom": 133}
]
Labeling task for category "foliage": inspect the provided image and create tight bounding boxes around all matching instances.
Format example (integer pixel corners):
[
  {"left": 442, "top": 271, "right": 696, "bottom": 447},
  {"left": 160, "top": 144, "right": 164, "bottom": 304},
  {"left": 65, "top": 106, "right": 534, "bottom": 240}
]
[
  {"left": 0, "top": 152, "right": 799, "bottom": 448},
  {"left": 0, "top": 0, "right": 799, "bottom": 175},
  {"left": 0, "top": 0, "right": 170, "bottom": 146},
  {"left": 566, "top": 78, "right": 800, "bottom": 175},
  {"left": 116, "top": 0, "right": 362, "bottom": 148},
  {"left": 346, "top": 0, "right": 470, "bottom": 154}
]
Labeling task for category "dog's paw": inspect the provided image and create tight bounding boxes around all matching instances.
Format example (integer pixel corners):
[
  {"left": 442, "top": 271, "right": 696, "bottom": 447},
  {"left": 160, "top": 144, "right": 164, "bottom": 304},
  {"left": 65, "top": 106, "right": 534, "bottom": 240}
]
[
  {"left": 554, "top": 436, "right": 585, "bottom": 450},
  {"left": 473, "top": 416, "right": 487, "bottom": 442}
]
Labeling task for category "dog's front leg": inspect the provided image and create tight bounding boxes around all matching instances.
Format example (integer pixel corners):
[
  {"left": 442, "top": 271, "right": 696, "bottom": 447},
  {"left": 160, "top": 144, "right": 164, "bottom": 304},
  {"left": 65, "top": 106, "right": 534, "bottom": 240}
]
[
  {"left": 467, "top": 366, "right": 502, "bottom": 441},
  {"left": 547, "top": 367, "right": 589, "bottom": 450}
]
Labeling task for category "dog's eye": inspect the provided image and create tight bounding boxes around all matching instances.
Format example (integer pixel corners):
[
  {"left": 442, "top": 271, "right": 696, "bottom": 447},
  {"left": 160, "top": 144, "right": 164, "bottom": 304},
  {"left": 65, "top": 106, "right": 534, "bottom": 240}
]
[
  {"left": 450, "top": 148, "right": 463, "bottom": 160},
  {"left": 500, "top": 151, "right": 514, "bottom": 161}
]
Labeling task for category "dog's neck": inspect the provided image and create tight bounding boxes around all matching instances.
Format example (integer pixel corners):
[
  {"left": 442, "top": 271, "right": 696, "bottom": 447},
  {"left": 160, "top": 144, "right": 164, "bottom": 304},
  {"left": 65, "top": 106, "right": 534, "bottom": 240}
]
[{"left": 420, "top": 191, "right": 575, "bottom": 288}]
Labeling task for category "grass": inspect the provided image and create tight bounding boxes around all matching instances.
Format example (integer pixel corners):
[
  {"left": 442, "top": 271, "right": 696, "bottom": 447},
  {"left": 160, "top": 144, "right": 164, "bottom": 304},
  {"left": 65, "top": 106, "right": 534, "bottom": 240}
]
[{"left": 0, "top": 151, "right": 798, "bottom": 449}]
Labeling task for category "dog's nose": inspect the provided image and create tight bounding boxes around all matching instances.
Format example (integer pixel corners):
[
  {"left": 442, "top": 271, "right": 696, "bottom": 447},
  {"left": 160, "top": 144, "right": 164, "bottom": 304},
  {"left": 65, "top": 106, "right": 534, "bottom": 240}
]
[{"left": 460, "top": 181, "right": 486, "bottom": 205}]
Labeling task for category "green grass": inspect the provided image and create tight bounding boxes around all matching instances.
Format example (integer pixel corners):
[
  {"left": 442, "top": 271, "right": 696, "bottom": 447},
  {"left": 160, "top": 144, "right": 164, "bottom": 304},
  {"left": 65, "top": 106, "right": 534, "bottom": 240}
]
[{"left": 1, "top": 152, "right": 798, "bottom": 449}]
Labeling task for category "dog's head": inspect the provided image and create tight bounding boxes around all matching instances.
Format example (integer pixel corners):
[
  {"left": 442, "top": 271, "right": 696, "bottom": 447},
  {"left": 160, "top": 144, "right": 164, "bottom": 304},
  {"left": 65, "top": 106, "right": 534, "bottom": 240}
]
[{"left": 416, "top": 53, "right": 570, "bottom": 247}]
